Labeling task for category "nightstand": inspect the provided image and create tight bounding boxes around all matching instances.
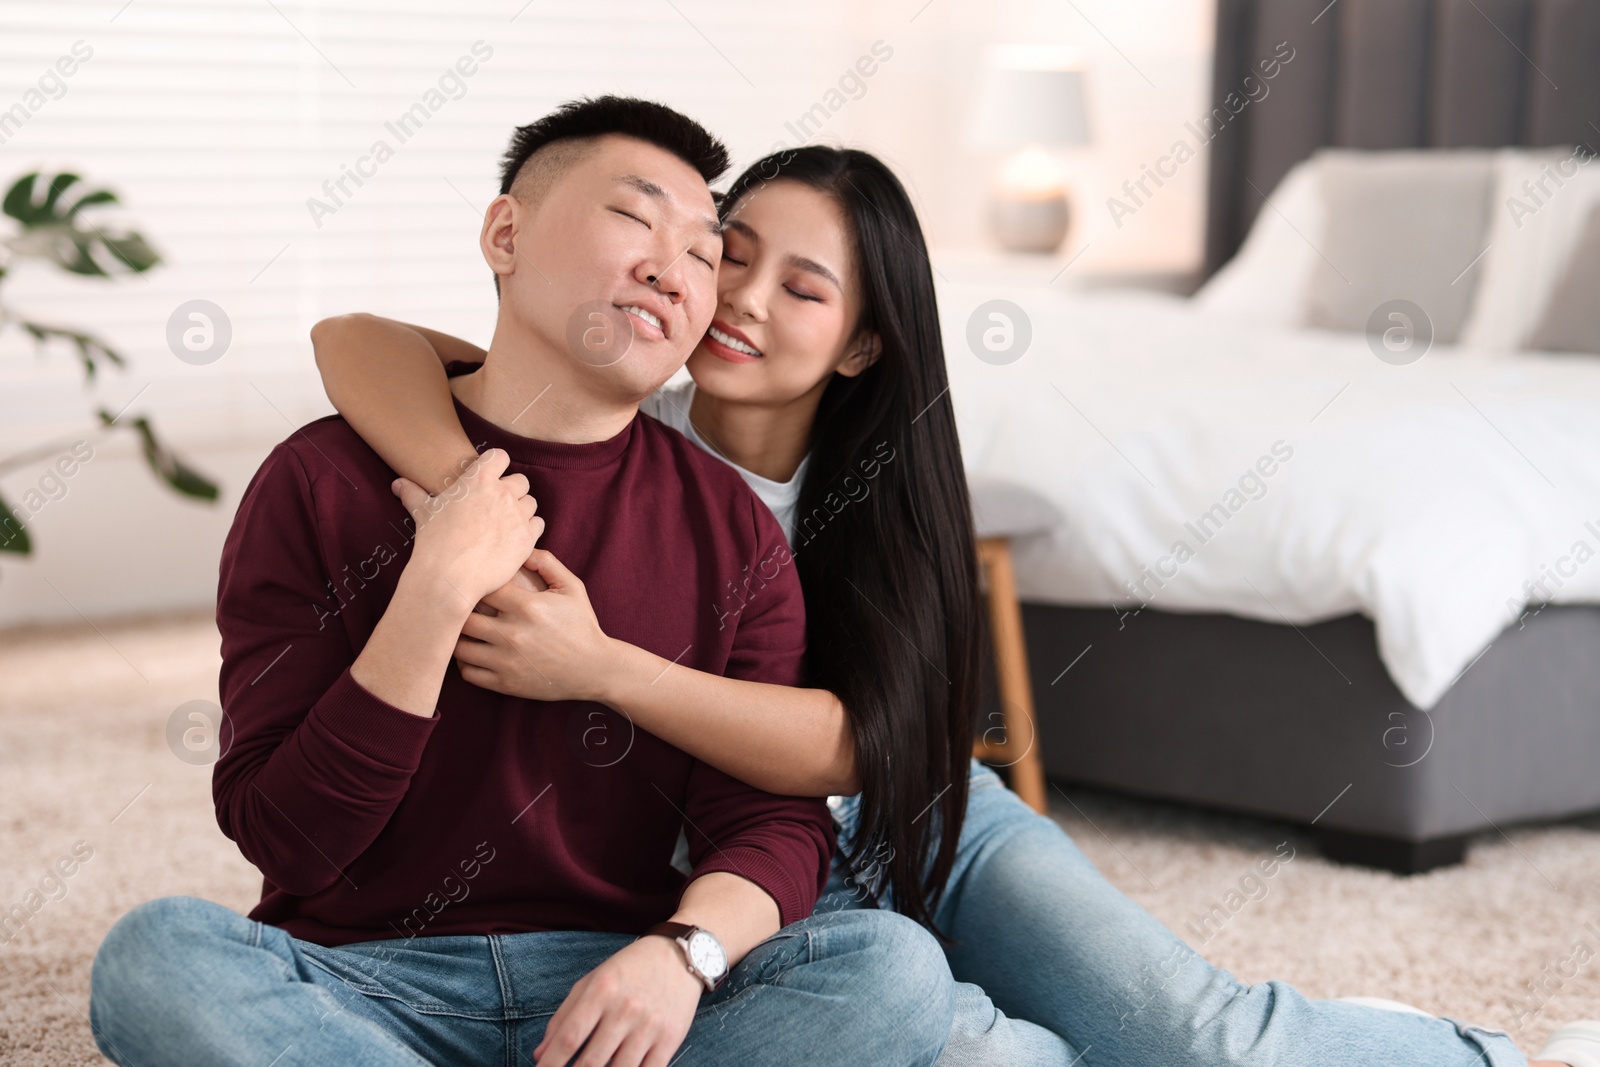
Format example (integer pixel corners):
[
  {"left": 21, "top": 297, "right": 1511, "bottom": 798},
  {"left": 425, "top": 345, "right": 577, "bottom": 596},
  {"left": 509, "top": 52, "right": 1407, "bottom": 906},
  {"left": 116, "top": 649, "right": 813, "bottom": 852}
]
[{"left": 968, "top": 476, "right": 1062, "bottom": 815}]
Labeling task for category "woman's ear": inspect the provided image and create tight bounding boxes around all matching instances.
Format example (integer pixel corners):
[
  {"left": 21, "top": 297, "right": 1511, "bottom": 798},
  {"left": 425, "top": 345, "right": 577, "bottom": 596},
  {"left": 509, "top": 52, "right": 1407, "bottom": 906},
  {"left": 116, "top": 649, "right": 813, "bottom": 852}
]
[
  {"left": 480, "top": 194, "right": 520, "bottom": 279},
  {"left": 837, "top": 331, "right": 882, "bottom": 378}
]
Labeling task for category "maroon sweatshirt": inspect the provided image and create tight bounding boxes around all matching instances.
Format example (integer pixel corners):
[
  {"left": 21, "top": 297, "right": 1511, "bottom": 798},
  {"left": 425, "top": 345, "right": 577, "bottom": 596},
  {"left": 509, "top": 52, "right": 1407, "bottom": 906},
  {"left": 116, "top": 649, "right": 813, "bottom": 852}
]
[{"left": 213, "top": 385, "right": 831, "bottom": 948}]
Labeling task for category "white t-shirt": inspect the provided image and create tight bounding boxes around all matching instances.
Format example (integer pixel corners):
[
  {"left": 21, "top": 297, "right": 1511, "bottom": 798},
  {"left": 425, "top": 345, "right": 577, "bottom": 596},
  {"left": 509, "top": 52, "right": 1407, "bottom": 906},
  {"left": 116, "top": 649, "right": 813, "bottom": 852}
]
[{"left": 641, "top": 380, "right": 808, "bottom": 543}]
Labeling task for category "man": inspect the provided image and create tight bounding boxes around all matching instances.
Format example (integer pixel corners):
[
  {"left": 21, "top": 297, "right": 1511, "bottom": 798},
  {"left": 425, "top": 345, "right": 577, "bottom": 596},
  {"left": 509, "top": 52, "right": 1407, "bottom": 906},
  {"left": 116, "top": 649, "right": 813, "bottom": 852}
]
[{"left": 88, "top": 97, "right": 953, "bottom": 1067}]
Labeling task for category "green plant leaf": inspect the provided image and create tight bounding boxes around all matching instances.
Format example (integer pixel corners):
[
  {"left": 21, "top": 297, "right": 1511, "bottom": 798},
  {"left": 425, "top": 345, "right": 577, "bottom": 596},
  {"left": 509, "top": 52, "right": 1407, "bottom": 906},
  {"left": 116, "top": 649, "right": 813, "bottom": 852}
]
[
  {"left": 0, "top": 491, "right": 31, "bottom": 555},
  {"left": 41, "top": 172, "right": 81, "bottom": 216},
  {"left": 16, "top": 320, "right": 126, "bottom": 382},
  {"left": 0, "top": 170, "right": 212, "bottom": 560},
  {"left": 66, "top": 189, "right": 118, "bottom": 216},
  {"left": 2, "top": 172, "right": 47, "bottom": 221},
  {"left": 98, "top": 232, "right": 159, "bottom": 272},
  {"left": 99, "top": 409, "right": 220, "bottom": 502},
  {"left": 3, "top": 171, "right": 160, "bottom": 276}
]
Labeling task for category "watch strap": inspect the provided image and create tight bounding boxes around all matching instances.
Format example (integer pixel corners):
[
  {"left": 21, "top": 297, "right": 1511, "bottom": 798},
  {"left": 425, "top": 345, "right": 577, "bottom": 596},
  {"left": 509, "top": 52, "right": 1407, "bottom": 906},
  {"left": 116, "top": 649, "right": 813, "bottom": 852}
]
[
  {"left": 642, "top": 920, "right": 698, "bottom": 941},
  {"left": 639, "top": 921, "right": 721, "bottom": 991}
]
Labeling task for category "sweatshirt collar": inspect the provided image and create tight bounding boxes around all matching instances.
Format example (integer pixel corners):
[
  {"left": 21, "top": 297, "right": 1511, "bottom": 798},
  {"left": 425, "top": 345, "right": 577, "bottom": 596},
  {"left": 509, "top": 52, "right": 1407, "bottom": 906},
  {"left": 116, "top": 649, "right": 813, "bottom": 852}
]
[{"left": 451, "top": 390, "right": 637, "bottom": 471}]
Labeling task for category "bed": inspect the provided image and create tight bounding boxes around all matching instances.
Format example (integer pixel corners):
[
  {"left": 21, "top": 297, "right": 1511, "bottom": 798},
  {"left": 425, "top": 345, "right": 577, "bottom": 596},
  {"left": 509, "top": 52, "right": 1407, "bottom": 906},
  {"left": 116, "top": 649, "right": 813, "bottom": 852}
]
[{"left": 949, "top": 0, "right": 1600, "bottom": 871}]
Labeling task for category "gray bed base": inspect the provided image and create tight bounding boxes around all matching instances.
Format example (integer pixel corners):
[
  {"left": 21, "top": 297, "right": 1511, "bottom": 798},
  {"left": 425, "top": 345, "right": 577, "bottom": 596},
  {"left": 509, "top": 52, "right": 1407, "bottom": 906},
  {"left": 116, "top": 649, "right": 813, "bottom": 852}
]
[{"left": 1013, "top": 602, "right": 1600, "bottom": 873}]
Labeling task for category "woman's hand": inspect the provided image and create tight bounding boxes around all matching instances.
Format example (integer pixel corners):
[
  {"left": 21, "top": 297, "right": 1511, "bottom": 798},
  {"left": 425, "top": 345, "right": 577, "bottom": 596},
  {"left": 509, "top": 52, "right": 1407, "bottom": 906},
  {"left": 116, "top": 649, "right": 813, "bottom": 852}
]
[{"left": 453, "top": 549, "right": 621, "bottom": 703}]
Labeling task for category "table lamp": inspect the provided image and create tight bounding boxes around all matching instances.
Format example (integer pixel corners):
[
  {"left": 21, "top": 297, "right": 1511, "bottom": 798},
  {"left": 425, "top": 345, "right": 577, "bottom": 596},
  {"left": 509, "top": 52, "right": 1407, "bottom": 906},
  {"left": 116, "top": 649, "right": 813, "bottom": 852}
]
[{"left": 967, "top": 45, "right": 1091, "bottom": 254}]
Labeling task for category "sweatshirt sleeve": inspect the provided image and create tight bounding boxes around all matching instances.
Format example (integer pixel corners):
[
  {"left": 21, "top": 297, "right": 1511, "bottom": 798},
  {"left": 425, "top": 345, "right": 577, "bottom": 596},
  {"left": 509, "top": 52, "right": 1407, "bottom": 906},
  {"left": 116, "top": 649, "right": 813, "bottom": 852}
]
[
  {"left": 681, "top": 494, "right": 834, "bottom": 927},
  {"left": 212, "top": 440, "right": 438, "bottom": 897}
]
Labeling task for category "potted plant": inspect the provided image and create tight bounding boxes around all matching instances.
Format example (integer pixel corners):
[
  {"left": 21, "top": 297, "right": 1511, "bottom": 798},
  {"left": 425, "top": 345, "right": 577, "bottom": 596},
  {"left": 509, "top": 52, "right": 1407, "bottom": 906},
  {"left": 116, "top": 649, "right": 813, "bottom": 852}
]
[{"left": 0, "top": 170, "right": 217, "bottom": 556}]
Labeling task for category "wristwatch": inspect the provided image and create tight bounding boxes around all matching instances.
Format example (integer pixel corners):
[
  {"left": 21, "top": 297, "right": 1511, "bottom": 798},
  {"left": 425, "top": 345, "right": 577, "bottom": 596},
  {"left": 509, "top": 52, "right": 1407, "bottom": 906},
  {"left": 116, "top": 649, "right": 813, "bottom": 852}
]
[{"left": 640, "top": 921, "right": 728, "bottom": 992}]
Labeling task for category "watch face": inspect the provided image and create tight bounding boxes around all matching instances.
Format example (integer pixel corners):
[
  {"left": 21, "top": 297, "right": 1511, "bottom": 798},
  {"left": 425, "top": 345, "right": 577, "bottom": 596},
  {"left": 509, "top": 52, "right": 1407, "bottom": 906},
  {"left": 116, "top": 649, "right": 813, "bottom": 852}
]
[{"left": 686, "top": 930, "right": 727, "bottom": 980}]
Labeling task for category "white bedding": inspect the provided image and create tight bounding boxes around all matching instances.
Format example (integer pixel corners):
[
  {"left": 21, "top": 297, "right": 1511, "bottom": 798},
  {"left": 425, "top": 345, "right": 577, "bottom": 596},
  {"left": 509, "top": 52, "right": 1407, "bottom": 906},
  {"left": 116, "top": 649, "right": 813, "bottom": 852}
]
[{"left": 938, "top": 280, "right": 1600, "bottom": 709}]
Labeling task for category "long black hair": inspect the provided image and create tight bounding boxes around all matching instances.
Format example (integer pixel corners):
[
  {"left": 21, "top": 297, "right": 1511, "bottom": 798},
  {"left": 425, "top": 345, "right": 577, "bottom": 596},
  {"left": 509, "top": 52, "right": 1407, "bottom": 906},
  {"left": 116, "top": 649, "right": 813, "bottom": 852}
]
[{"left": 719, "top": 147, "right": 981, "bottom": 936}]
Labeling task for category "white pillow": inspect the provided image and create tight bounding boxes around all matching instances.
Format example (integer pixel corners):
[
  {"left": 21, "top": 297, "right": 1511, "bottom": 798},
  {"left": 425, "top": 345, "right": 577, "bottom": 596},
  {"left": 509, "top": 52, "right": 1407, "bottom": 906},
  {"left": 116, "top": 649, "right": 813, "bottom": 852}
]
[
  {"left": 1191, "top": 159, "right": 1324, "bottom": 328},
  {"left": 1458, "top": 147, "right": 1600, "bottom": 352},
  {"left": 1305, "top": 149, "right": 1497, "bottom": 344}
]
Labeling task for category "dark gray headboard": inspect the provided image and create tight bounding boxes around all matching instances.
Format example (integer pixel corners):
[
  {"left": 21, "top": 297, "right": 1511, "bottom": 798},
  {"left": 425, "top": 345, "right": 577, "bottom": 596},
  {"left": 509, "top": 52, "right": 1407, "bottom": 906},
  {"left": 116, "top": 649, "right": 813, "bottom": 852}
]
[{"left": 1203, "top": 0, "right": 1600, "bottom": 276}]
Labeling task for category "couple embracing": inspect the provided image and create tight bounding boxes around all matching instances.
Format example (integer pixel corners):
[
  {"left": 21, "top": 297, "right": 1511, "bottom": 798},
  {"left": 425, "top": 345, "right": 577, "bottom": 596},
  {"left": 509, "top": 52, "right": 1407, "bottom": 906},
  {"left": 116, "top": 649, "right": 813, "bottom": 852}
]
[{"left": 89, "top": 96, "right": 1542, "bottom": 1067}]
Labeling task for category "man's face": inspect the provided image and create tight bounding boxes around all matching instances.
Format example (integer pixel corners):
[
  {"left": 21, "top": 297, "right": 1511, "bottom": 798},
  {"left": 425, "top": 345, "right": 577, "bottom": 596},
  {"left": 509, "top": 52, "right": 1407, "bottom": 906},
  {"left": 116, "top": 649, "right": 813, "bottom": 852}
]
[{"left": 489, "top": 135, "right": 722, "bottom": 400}]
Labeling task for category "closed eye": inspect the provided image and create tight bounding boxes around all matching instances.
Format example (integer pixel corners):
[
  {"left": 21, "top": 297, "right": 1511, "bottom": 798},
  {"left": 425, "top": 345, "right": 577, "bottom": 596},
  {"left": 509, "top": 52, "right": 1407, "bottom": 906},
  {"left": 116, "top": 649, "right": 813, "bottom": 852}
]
[
  {"left": 787, "top": 287, "right": 822, "bottom": 302},
  {"left": 611, "top": 208, "right": 649, "bottom": 227}
]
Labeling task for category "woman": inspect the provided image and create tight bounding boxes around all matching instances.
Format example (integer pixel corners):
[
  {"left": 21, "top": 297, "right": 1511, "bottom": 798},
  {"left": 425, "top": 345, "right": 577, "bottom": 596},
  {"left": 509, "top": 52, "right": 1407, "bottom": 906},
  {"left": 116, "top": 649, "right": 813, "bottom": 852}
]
[{"left": 312, "top": 146, "right": 1573, "bottom": 1067}]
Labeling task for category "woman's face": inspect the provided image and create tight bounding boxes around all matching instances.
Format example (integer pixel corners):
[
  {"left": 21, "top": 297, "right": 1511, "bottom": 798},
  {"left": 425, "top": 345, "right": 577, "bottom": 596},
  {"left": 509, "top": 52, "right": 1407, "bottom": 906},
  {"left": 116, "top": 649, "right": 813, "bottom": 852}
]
[{"left": 684, "top": 179, "right": 879, "bottom": 405}]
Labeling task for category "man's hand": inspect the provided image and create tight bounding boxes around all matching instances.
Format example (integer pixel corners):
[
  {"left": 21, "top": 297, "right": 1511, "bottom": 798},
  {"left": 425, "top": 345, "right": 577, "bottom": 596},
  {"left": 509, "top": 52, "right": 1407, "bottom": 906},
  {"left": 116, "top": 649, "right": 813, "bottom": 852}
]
[
  {"left": 453, "top": 549, "right": 618, "bottom": 702},
  {"left": 391, "top": 448, "right": 543, "bottom": 608},
  {"left": 533, "top": 934, "right": 703, "bottom": 1067},
  {"left": 349, "top": 449, "right": 539, "bottom": 718}
]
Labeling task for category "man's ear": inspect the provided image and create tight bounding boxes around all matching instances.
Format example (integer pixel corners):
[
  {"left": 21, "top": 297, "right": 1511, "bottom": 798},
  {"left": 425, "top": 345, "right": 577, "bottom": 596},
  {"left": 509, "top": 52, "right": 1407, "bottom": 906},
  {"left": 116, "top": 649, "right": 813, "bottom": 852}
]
[
  {"left": 837, "top": 331, "right": 882, "bottom": 378},
  {"left": 480, "top": 194, "right": 520, "bottom": 280}
]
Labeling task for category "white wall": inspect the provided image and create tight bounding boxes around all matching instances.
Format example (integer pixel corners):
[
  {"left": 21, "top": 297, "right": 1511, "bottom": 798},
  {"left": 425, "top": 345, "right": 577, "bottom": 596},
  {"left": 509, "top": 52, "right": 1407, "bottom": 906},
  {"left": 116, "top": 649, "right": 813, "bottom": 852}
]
[{"left": 0, "top": 0, "right": 1212, "bottom": 626}]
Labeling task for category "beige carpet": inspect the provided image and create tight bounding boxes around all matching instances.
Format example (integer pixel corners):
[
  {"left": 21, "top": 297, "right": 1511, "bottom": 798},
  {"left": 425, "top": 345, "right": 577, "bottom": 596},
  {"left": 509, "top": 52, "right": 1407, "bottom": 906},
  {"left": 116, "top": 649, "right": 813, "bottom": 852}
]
[{"left": 2, "top": 612, "right": 1595, "bottom": 1065}]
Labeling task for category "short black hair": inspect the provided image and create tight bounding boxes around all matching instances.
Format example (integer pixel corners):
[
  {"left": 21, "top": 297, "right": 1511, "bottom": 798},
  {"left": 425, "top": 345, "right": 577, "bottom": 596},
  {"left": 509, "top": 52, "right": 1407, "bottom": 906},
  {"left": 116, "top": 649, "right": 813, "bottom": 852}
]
[{"left": 497, "top": 95, "right": 729, "bottom": 198}]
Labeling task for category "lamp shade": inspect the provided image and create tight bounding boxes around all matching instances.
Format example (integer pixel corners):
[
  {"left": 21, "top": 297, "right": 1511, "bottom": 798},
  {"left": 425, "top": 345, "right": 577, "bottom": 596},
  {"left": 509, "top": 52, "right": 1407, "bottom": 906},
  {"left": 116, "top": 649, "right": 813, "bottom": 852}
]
[{"left": 967, "top": 46, "right": 1090, "bottom": 150}]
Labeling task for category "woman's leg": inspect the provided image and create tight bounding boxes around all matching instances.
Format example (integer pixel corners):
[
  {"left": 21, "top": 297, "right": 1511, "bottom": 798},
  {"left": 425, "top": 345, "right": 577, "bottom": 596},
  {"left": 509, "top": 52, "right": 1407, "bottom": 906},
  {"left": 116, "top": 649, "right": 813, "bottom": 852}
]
[
  {"left": 935, "top": 980, "right": 1090, "bottom": 1067},
  {"left": 934, "top": 762, "right": 1529, "bottom": 1067}
]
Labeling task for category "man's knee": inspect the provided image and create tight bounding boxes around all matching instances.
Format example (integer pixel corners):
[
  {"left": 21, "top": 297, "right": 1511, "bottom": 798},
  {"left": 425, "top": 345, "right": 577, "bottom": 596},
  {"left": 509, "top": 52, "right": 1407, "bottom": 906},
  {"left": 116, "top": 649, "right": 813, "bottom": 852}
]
[
  {"left": 97, "top": 895, "right": 231, "bottom": 971},
  {"left": 824, "top": 910, "right": 955, "bottom": 1063},
  {"left": 90, "top": 896, "right": 239, "bottom": 1057}
]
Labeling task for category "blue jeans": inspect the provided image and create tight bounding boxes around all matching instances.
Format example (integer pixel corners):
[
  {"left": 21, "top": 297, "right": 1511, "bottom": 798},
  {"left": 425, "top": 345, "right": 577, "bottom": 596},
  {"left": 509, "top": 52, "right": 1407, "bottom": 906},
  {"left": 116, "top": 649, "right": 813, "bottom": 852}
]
[
  {"left": 89, "top": 895, "right": 953, "bottom": 1066},
  {"left": 823, "top": 760, "right": 1529, "bottom": 1067}
]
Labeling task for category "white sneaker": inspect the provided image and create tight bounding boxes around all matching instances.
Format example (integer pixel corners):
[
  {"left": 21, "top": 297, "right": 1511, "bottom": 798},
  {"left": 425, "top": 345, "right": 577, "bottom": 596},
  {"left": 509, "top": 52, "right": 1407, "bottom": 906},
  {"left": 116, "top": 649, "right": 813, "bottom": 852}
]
[
  {"left": 1336, "top": 995, "right": 1433, "bottom": 1018},
  {"left": 1539, "top": 1021, "right": 1600, "bottom": 1067}
]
